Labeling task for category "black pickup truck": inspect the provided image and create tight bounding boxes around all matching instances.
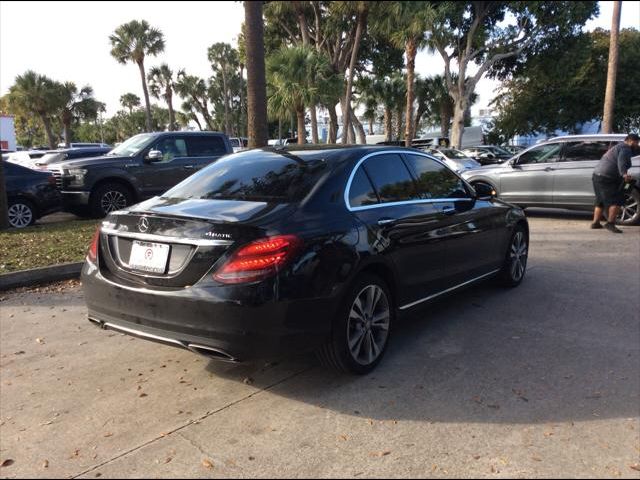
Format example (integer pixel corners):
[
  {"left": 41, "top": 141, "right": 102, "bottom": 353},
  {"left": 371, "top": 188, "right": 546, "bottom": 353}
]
[{"left": 49, "top": 131, "right": 232, "bottom": 217}]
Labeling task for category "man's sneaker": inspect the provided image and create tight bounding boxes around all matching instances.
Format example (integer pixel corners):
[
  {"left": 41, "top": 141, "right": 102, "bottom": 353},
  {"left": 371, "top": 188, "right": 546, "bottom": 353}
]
[
  {"left": 590, "top": 222, "right": 603, "bottom": 229},
  {"left": 604, "top": 222, "right": 623, "bottom": 233}
]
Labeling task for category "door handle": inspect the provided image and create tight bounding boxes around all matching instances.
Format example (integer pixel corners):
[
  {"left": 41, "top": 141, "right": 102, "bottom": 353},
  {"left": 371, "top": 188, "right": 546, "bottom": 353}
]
[
  {"left": 441, "top": 206, "right": 456, "bottom": 215},
  {"left": 377, "top": 218, "right": 397, "bottom": 226},
  {"left": 183, "top": 165, "right": 195, "bottom": 170},
  {"left": 544, "top": 167, "right": 555, "bottom": 172}
]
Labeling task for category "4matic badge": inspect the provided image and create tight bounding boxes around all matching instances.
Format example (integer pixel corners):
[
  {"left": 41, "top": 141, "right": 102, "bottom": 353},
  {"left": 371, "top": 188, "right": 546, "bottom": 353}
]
[{"left": 205, "top": 231, "right": 233, "bottom": 240}]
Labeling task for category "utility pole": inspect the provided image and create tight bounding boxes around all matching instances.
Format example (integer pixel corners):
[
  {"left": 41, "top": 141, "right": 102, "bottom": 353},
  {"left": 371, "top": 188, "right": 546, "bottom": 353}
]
[{"left": 602, "top": 1, "right": 622, "bottom": 133}]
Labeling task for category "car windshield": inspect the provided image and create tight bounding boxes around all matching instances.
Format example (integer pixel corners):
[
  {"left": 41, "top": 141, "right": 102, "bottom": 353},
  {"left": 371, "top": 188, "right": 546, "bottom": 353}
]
[
  {"left": 487, "top": 145, "right": 512, "bottom": 156},
  {"left": 107, "top": 134, "right": 155, "bottom": 157},
  {"left": 164, "top": 151, "right": 329, "bottom": 203},
  {"left": 438, "top": 148, "right": 469, "bottom": 159}
]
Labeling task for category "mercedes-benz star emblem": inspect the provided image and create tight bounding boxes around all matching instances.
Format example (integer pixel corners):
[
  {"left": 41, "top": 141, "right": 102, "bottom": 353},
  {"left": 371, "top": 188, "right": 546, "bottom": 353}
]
[{"left": 138, "top": 217, "right": 150, "bottom": 233}]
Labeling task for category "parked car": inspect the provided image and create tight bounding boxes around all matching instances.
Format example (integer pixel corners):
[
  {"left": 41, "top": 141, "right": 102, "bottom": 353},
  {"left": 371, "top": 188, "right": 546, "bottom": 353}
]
[
  {"left": 49, "top": 131, "right": 232, "bottom": 218},
  {"left": 502, "top": 145, "right": 526, "bottom": 155},
  {"left": 4, "top": 150, "right": 48, "bottom": 167},
  {"left": 3, "top": 160, "right": 61, "bottom": 228},
  {"left": 82, "top": 145, "right": 529, "bottom": 374},
  {"left": 462, "top": 145, "right": 513, "bottom": 165},
  {"left": 32, "top": 147, "right": 112, "bottom": 169},
  {"left": 417, "top": 147, "right": 481, "bottom": 173},
  {"left": 229, "top": 137, "right": 248, "bottom": 153},
  {"left": 461, "top": 134, "right": 640, "bottom": 225}
]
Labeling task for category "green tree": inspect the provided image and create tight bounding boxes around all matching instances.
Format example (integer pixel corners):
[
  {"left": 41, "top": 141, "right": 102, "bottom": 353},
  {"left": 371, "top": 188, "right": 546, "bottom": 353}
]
[
  {"left": 208, "top": 42, "right": 239, "bottom": 136},
  {"left": 57, "top": 82, "right": 101, "bottom": 147},
  {"left": 426, "top": 1, "right": 598, "bottom": 148},
  {"left": 174, "top": 70, "right": 215, "bottom": 130},
  {"left": 119, "top": 93, "right": 141, "bottom": 114},
  {"left": 109, "top": 20, "right": 165, "bottom": 132},
  {"left": 6, "top": 71, "right": 63, "bottom": 148},
  {"left": 148, "top": 64, "right": 176, "bottom": 131},
  {"left": 491, "top": 28, "right": 640, "bottom": 138}
]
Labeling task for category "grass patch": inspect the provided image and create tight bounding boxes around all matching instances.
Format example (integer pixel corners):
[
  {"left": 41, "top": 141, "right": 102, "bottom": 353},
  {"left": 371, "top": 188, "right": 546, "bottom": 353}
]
[{"left": 0, "top": 220, "right": 98, "bottom": 274}]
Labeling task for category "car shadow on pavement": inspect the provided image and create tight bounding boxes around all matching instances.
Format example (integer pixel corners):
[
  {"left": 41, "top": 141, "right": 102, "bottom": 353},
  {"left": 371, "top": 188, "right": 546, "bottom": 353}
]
[{"left": 202, "top": 266, "right": 639, "bottom": 426}]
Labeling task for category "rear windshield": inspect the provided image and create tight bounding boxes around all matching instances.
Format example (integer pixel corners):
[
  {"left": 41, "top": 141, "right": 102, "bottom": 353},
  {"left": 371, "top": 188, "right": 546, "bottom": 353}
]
[{"left": 163, "top": 151, "right": 329, "bottom": 202}]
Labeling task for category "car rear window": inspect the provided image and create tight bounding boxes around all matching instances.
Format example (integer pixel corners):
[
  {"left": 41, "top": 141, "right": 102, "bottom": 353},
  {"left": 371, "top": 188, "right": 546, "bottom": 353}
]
[{"left": 164, "top": 151, "right": 329, "bottom": 202}]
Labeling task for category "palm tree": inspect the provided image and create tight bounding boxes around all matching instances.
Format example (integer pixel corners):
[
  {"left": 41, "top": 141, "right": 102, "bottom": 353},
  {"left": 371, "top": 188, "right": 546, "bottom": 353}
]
[
  {"left": 375, "top": 74, "right": 406, "bottom": 141},
  {"left": 380, "top": 2, "right": 433, "bottom": 146},
  {"left": 174, "top": 70, "right": 215, "bottom": 130},
  {"left": 208, "top": 42, "right": 238, "bottom": 136},
  {"left": 267, "top": 46, "right": 332, "bottom": 145},
  {"left": 7, "top": 71, "right": 62, "bottom": 148},
  {"left": 244, "top": 0, "right": 269, "bottom": 148},
  {"left": 58, "top": 82, "right": 101, "bottom": 146},
  {"left": 602, "top": 1, "right": 622, "bottom": 133},
  {"left": 148, "top": 64, "right": 176, "bottom": 131},
  {"left": 119, "top": 93, "right": 141, "bottom": 114},
  {"left": 109, "top": 20, "right": 165, "bottom": 132}
]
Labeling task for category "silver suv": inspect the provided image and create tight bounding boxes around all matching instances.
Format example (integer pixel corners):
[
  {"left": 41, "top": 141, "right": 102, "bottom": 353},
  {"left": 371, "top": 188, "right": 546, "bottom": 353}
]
[{"left": 461, "top": 134, "right": 640, "bottom": 225}]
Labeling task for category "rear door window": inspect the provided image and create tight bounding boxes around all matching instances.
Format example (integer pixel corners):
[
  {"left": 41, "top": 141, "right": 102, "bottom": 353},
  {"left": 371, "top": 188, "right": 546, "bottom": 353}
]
[
  {"left": 361, "top": 153, "right": 418, "bottom": 204},
  {"left": 348, "top": 167, "right": 378, "bottom": 207},
  {"left": 404, "top": 154, "right": 470, "bottom": 199},
  {"left": 186, "top": 136, "right": 227, "bottom": 157},
  {"left": 561, "top": 141, "right": 610, "bottom": 162},
  {"left": 153, "top": 137, "right": 188, "bottom": 162}
]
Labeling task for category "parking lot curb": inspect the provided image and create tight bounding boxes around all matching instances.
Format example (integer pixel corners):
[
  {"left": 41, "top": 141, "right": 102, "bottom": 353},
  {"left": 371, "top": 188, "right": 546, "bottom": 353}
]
[{"left": 0, "top": 262, "right": 83, "bottom": 291}]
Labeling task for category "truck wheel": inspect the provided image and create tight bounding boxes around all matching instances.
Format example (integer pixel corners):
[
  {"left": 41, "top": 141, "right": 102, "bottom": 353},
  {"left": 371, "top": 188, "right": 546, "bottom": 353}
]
[{"left": 90, "top": 183, "right": 133, "bottom": 218}]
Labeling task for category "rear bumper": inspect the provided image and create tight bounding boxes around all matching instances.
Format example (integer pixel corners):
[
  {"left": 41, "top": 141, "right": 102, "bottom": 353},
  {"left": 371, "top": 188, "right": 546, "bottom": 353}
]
[{"left": 81, "top": 261, "right": 338, "bottom": 362}]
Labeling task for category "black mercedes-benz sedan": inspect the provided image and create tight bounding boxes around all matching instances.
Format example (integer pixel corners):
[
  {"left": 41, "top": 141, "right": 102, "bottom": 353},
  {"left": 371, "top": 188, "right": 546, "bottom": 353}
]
[{"left": 82, "top": 146, "right": 529, "bottom": 374}]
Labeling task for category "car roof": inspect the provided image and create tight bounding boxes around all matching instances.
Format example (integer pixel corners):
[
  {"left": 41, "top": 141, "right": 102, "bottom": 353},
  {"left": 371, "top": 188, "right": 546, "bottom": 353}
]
[
  {"left": 546, "top": 134, "right": 626, "bottom": 142},
  {"left": 151, "top": 131, "right": 226, "bottom": 137},
  {"left": 242, "top": 145, "right": 430, "bottom": 164}
]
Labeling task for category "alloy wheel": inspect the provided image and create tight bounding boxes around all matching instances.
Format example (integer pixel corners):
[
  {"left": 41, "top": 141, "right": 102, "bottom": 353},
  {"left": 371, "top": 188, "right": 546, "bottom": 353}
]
[
  {"left": 509, "top": 231, "right": 528, "bottom": 282},
  {"left": 101, "top": 190, "right": 127, "bottom": 214},
  {"left": 8, "top": 203, "right": 33, "bottom": 228},
  {"left": 618, "top": 192, "right": 638, "bottom": 223},
  {"left": 347, "top": 285, "right": 390, "bottom": 366}
]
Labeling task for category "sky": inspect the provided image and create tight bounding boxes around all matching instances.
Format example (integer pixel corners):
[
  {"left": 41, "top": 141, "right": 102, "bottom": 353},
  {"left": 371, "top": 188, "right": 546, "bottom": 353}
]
[{"left": 1, "top": 1, "right": 639, "bottom": 121}]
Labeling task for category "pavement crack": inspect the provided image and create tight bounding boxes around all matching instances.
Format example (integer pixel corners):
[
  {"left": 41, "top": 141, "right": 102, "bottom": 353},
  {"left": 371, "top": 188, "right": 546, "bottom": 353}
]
[{"left": 70, "top": 365, "right": 313, "bottom": 478}]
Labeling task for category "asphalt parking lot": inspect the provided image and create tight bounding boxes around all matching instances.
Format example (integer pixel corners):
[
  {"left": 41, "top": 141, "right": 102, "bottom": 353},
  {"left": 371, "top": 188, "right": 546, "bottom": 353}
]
[{"left": 1, "top": 211, "right": 639, "bottom": 479}]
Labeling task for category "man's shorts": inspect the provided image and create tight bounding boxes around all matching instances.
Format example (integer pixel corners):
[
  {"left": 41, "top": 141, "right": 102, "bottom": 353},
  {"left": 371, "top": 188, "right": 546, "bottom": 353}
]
[{"left": 592, "top": 174, "right": 625, "bottom": 208}]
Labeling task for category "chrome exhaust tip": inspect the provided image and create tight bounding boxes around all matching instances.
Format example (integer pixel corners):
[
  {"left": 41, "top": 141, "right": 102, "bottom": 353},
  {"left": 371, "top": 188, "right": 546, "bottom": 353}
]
[{"left": 187, "top": 343, "right": 238, "bottom": 362}]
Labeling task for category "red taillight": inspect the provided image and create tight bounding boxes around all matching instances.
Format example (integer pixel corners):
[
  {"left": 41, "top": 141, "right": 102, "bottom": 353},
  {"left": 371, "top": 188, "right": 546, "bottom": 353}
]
[
  {"left": 87, "top": 228, "right": 100, "bottom": 263},
  {"left": 213, "top": 235, "right": 302, "bottom": 284}
]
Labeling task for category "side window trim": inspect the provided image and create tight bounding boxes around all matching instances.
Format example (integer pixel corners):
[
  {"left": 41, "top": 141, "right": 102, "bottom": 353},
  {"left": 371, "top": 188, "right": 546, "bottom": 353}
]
[
  {"left": 344, "top": 150, "right": 469, "bottom": 211},
  {"left": 359, "top": 165, "right": 381, "bottom": 204}
]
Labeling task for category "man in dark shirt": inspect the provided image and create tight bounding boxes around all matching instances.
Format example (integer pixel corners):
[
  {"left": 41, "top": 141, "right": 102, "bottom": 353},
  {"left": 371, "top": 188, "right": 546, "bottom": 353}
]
[{"left": 591, "top": 133, "right": 639, "bottom": 233}]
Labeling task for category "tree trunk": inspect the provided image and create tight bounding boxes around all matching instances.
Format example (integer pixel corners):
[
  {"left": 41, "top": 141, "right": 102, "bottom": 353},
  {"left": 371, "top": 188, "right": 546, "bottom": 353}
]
[
  {"left": 404, "top": 39, "right": 417, "bottom": 147},
  {"left": 244, "top": 1, "right": 268, "bottom": 148},
  {"left": 193, "top": 114, "right": 203, "bottom": 131},
  {"left": 239, "top": 63, "right": 245, "bottom": 136},
  {"left": 328, "top": 105, "right": 338, "bottom": 144},
  {"left": 341, "top": 8, "right": 367, "bottom": 144},
  {"left": 440, "top": 102, "right": 452, "bottom": 138},
  {"left": 40, "top": 114, "right": 56, "bottom": 149},
  {"left": 310, "top": 105, "right": 319, "bottom": 143},
  {"left": 222, "top": 69, "right": 233, "bottom": 136},
  {"left": 350, "top": 108, "right": 366, "bottom": 144},
  {"left": 63, "top": 120, "right": 71, "bottom": 147},
  {"left": 369, "top": 118, "right": 374, "bottom": 135},
  {"left": 166, "top": 89, "right": 175, "bottom": 131},
  {"left": 414, "top": 105, "right": 427, "bottom": 135},
  {"left": 0, "top": 158, "right": 9, "bottom": 229},
  {"left": 602, "top": 0, "right": 622, "bottom": 133},
  {"left": 384, "top": 107, "right": 392, "bottom": 141},
  {"left": 296, "top": 107, "right": 306, "bottom": 145},
  {"left": 137, "top": 60, "right": 152, "bottom": 132},
  {"left": 396, "top": 106, "right": 403, "bottom": 140},
  {"left": 450, "top": 96, "right": 468, "bottom": 149}
]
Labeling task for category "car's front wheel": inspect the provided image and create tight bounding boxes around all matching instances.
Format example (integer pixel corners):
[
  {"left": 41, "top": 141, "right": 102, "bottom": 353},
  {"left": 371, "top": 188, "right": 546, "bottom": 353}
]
[
  {"left": 8, "top": 199, "right": 36, "bottom": 228},
  {"left": 616, "top": 188, "right": 640, "bottom": 226},
  {"left": 497, "top": 224, "right": 528, "bottom": 287},
  {"left": 90, "top": 182, "right": 133, "bottom": 218},
  {"left": 317, "top": 274, "right": 393, "bottom": 374}
]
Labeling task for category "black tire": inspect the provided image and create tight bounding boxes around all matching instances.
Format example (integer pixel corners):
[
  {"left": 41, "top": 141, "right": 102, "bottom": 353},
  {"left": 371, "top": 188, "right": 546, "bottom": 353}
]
[
  {"left": 90, "top": 182, "right": 133, "bottom": 218},
  {"left": 616, "top": 188, "right": 640, "bottom": 226},
  {"left": 317, "top": 273, "right": 393, "bottom": 374},
  {"left": 7, "top": 198, "right": 37, "bottom": 228},
  {"left": 497, "top": 224, "right": 528, "bottom": 287}
]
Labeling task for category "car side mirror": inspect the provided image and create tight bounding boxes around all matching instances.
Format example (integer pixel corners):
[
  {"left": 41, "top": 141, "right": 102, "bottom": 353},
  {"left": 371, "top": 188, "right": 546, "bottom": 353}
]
[
  {"left": 473, "top": 183, "right": 496, "bottom": 199},
  {"left": 146, "top": 150, "right": 163, "bottom": 162}
]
